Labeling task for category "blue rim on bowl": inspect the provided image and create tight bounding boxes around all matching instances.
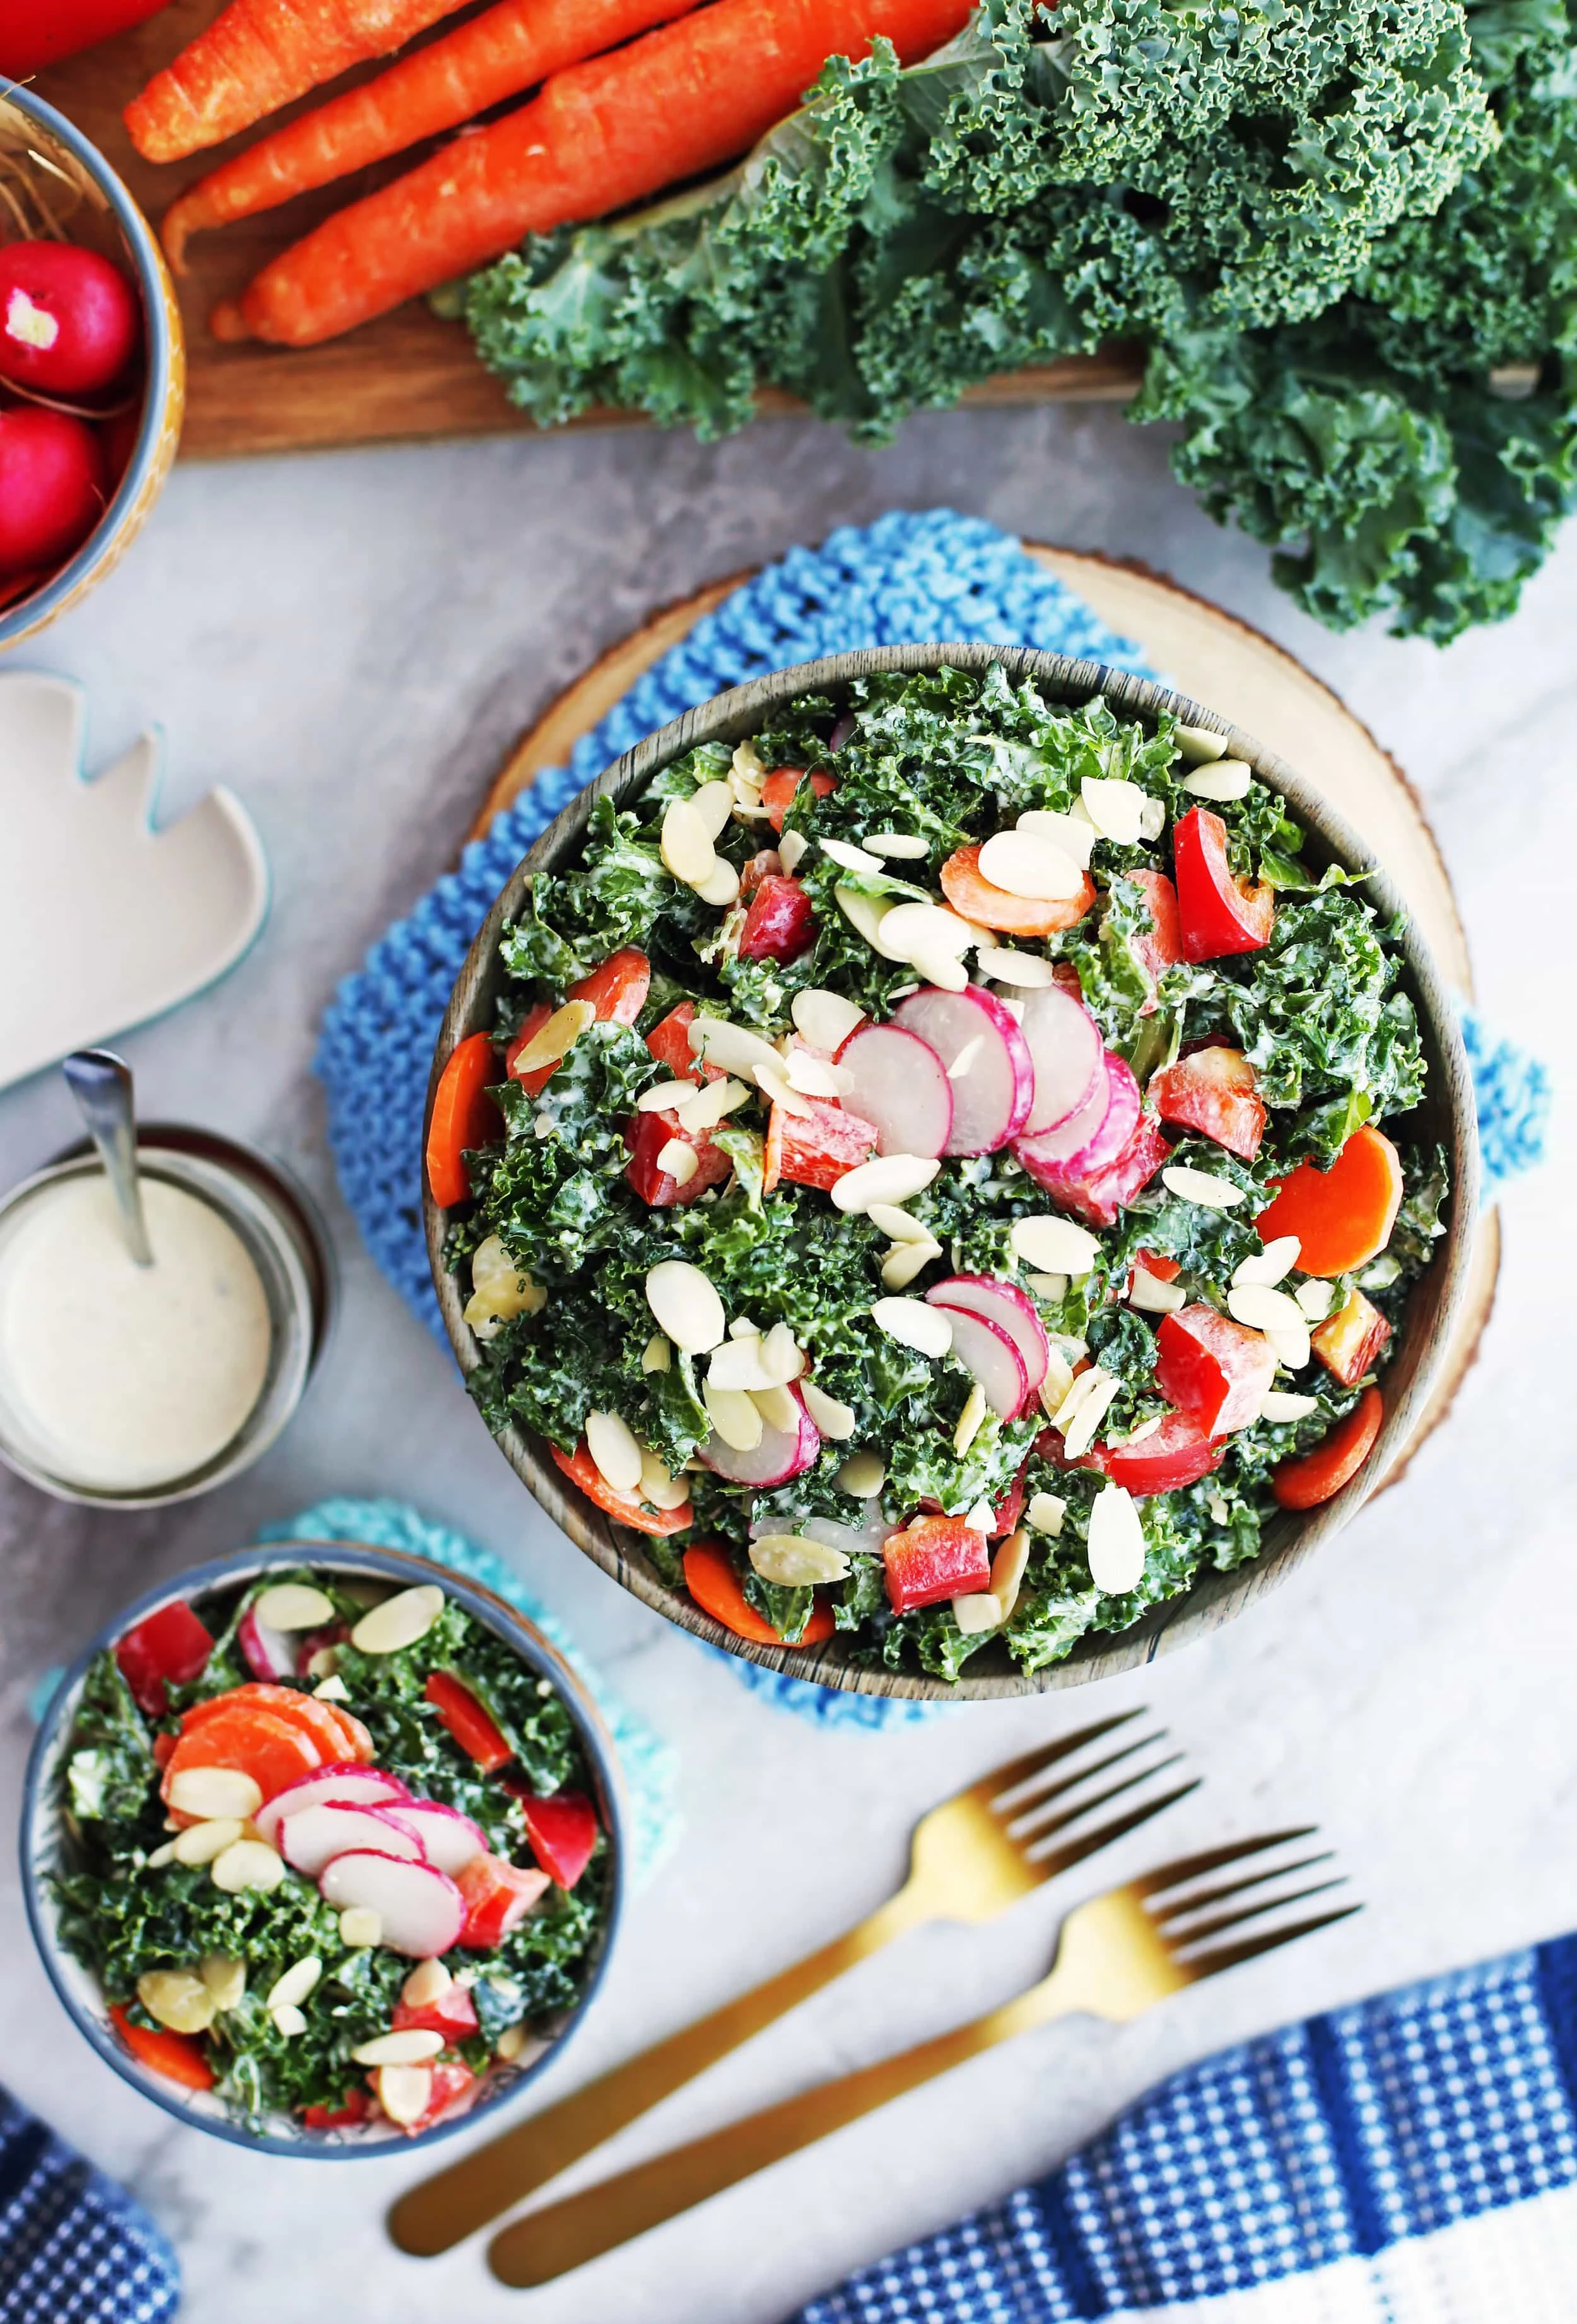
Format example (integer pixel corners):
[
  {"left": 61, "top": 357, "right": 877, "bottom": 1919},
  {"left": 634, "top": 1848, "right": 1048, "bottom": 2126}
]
[
  {"left": 20, "top": 1541, "right": 626, "bottom": 2158},
  {"left": 0, "top": 81, "right": 182, "bottom": 653}
]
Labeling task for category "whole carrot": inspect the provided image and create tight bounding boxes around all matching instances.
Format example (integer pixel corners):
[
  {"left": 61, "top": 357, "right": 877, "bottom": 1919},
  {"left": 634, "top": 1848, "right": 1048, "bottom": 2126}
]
[
  {"left": 125, "top": 0, "right": 475, "bottom": 163},
  {"left": 160, "top": 0, "right": 703, "bottom": 269},
  {"left": 211, "top": 0, "right": 975, "bottom": 346}
]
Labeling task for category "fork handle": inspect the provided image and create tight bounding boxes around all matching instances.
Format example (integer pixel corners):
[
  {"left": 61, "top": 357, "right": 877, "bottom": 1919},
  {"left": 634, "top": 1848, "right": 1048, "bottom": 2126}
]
[
  {"left": 486, "top": 1982, "right": 1067, "bottom": 2287},
  {"left": 389, "top": 1886, "right": 925, "bottom": 2255}
]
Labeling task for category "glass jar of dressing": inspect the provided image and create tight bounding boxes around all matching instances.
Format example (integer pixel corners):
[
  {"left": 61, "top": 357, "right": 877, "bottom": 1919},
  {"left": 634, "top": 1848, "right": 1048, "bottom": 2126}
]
[{"left": 0, "top": 1130, "right": 331, "bottom": 1507}]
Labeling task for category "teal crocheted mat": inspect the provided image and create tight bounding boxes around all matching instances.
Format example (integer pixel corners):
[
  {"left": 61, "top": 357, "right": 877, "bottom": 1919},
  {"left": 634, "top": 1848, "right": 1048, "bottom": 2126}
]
[{"left": 316, "top": 510, "right": 1549, "bottom": 1731}]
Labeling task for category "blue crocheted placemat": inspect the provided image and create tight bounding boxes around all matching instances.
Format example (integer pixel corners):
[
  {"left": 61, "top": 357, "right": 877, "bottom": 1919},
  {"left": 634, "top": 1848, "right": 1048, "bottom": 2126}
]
[
  {"left": 0, "top": 2086, "right": 179, "bottom": 2324},
  {"left": 316, "top": 509, "right": 1547, "bottom": 1731}
]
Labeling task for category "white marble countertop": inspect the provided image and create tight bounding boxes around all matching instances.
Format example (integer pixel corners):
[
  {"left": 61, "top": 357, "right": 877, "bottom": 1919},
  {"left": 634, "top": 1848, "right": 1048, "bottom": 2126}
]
[{"left": 0, "top": 405, "right": 1571, "bottom": 2324}]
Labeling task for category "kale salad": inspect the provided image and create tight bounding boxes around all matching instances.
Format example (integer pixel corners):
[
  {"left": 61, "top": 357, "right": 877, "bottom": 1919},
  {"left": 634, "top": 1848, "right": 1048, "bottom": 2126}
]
[
  {"left": 430, "top": 663, "right": 1448, "bottom": 1682},
  {"left": 51, "top": 1563, "right": 611, "bottom": 2137}
]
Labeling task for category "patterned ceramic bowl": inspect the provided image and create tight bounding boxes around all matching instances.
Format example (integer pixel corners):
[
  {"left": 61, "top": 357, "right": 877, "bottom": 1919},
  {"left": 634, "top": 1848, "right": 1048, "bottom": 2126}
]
[{"left": 0, "top": 82, "right": 184, "bottom": 651}]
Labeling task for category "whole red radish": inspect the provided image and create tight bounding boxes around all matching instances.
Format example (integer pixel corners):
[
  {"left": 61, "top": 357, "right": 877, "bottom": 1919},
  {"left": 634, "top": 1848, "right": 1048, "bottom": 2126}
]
[
  {"left": 0, "top": 408, "right": 106, "bottom": 576},
  {"left": 0, "top": 243, "right": 141, "bottom": 395}
]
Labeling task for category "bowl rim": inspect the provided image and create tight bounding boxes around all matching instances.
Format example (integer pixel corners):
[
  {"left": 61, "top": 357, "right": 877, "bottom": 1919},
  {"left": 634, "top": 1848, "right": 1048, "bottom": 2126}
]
[
  {"left": 0, "top": 81, "right": 177, "bottom": 650},
  {"left": 424, "top": 642, "right": 1480, "bottom": 1700},
  {"left": 20, "top": 1538, "right": 628, "bottom": 2159}
]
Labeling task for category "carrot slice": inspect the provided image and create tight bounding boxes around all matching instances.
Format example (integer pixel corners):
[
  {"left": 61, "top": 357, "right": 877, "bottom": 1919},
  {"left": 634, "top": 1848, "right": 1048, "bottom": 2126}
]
[
  {"left": 182, "top": 1683, "right": 372, "bottom": 1766},
  {"left": 426, "top": 1032, "right": 501, "bottom": 1209},
  {"left": 1270, "top": 1387, "right": 1384, "bottom": 1510},
  {"left": 940, "top": 844, "right": 1097, "bottom": 937},
  {"left": 683, "top": 1543, "right": 835, "bottom": 1646},
  {"left": 161, "top": 1706, "right": 323, "bottom": 1822},
  {"left": 1254, "top": 1125, "right": 1404, "bottom": 1277},
  {"left": 761, "top": 768, "right": 836, "bottom": 832},
  {"left": 109, "top": 2004, "right": 214, "bottom": 2092},
  {"left": 549, "top": 1440, "right": 692, "bottom": 1537}
]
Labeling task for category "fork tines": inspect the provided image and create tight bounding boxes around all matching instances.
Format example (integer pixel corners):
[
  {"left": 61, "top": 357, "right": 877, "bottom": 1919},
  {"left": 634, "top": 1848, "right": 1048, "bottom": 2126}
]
[
  {"left": 1141, "top": 1830, "right": 1361, "bottom": 1980},
  {"left": 983, "top": 1712, "right": 1200, "bottom": 1877}
]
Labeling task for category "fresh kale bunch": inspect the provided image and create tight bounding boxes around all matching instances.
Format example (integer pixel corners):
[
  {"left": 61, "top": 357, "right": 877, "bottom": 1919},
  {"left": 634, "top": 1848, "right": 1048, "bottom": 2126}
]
[{"left": 458, "top": 0, "right": 1577, "bottom": 639}]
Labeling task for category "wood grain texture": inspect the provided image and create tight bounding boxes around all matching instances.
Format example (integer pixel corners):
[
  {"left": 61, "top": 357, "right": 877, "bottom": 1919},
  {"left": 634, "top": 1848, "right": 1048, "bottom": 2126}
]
[
  {"left": 33, "top": 4, "right": 1142, "bottom": 460},
  {"left": 431, "top": 623, "right": 1486, "bottom": 1700}
]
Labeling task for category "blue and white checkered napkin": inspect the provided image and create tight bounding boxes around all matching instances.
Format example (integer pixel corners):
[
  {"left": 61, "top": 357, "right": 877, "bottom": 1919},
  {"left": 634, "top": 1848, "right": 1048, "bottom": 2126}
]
[
  {"left": 316, "top": 509, "right": 1549, "bottom": 1731},
  {"left": 0, "top": 2086, "right": 179, "bottom": 2324},
  {"left": 793, "top": 1934, "right": 1577, "bottom": 2322}
]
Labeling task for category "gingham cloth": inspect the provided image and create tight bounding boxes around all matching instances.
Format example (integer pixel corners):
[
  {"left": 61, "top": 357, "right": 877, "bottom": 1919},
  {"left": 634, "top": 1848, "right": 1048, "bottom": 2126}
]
[
  {"left": 0, "top": 2088, "right": 178, "bottom": 2324},
  {"left": 792, "top": 1936, "right": 1577, "bottom": 2322},
  {"left": 315, "top": 509, "right": 1548, "bottom": 1730}
]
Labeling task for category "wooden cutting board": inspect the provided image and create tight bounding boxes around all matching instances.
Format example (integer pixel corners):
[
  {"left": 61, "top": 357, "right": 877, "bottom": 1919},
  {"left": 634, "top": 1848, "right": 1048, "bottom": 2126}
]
[
  {"left": 476, "top": 546, "right": 1499, "bottom": 1480},
  {"left": 33, "top": 3, "right": 1143, "bottom": 460}
]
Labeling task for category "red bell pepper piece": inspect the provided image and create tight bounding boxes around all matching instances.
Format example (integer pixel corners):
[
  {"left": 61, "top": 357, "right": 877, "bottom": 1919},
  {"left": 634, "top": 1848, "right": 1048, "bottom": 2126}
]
[
  {"left": 1130, "top": 869, "right": 1183, "bottom": 1005},
  {"left": 114, "top": 1601, "right": 213, "bottom": 1718},
  {"left": 761, "top": 767, "right": 836, "bottom": 832},
  {"left": 515, "top": 1790, "right": 600, "bottom": 1888},
  {"left": 1048, "top": 1117, "right": 1171, "bottom": 1229},
  {"left": 1311, "top": 1288, "right": 1392, "bottom": 1386},
  {"left": 1134, "top": 1248, "right": 1181, "bottom": 1283},
  {"left": 393, "top": 1982, "right": 480, "bottom": 2041},
  {"left": 455, "top": 1851, "right": 552, "bottom": 1947},
  {"left": 425, "top": 1670, "right": 512, "bottom": 1774},
  {"left": 1089, "top": 1410, "right": 1224, "bottom": 1495},
  {"left": 1271, "top": 1386, "right": 1384, "bottom": 1509},
  {"left": 919, "top": 1467, "right": 1027, "bottom": 1538},
  {"left": 109, "top": 2004, "right": 214, "bottom": 2091},
  {"left": 426, "top": 1032, "right": 501, "bottom": 1208},
  {"left": 1154, "top": 1304, "right": 1277, "bottom": 1436},
  {"left": 645, "top": 1000, "right": 725, "bottom": 1084},
  {"left": 409, "top": 2058, "right": 479, "bottom": 2134},
  {"left": 762, "top": 1097, "right": 878, "bottom": 1194},
  {"left": 1255, "top": 1125, "right": 1404, "bottom": 1276},
  {"left": 0, "top": 0, "right": 172, "bottom": 74},
  {"left": 624, "top": 1107, "right": 735, "bottom": 1207},
  {"left": 882, "top": 1517, "right": 991, "bottom": 1615},
  {"left": 303, "top": 2086, "right": 370, "bottom": 2130},
  {"left": 738, "top": 874, "right": 817, "bottom": 962},
  {"left": 1150, "top": 1046, "right": 1267, "bottom": 1162},
  {"left": 1173, "top": 807, "right": 1275, "bottom": 962}
]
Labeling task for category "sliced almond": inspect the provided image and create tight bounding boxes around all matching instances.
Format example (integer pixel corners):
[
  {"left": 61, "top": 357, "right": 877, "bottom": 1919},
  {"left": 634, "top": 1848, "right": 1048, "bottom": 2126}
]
[
  {"left": 785, "top": 1050, "right": 847, "bottom": 1099},
  {"left": 990, "top": 1527, "right": 1031, "bottom": 1620},
  {"left": 1080, "top": 777, "right": 1148, "bottom": 844},
  {"left": 167, "top": 1766, "right": 264, "bottom": 1822},
  {"left": 831, "top": 1154, "right": 941, "bottom": 1214},
  {"left": 835, "top": 884, "right": 895, "bottom": 952},
  {"left": 780, "top": 831, "right": 809, "bottom": 873},
  {"left": 867, "top": 1202, "right": 932, "bottom": 1244},
  {"left": 751, "top": 1384, "right": 803, "bottom": 1434},
  {"left": 953, "top": 1381, "right": 988, "bottom": 1456},
  {"left": 801, "top": 1380, "right": 857, "bottom": 1440},
  {"left": 1226, "top": 1284, "right": 1305, "bottom": 1335},
  {"left": 688, "top": 1016, "right": 782, "bottom": 1081},
  {"left": 756, "top": 1059, "right": 815, "bottom": 1118},
  {"left": 512, "top": 998, "right": 595, "bottom": 1077},
  {"left": 1086, "top": 1484, "right": 1147, "bottom": 1592},
  {"left": 706, "top": 1338, "right": 778, "bottom": 1393},
  {"left": 661, "top": 796, "right": 715, "bottom": 885},
  {"left": 137, "top": 1970, "right": 216, "bottom": 2035},
  {"left": 351, "top": 1583, "right": 445, "bottom": 1656},
  {"left": 759, "top": 1322, "right": 806, "bottom": 1384},
  {"left": 964, "top": 1502, "right": 996, "bottom": 1533},
  {"left": 1176, "top": 723, "right": 1229, "bottom": 764},
  {"left": 695, "top": 858, "right": 741, "bottom": 908},
  {"left": 210, "top": 1839, "right": 285, "bottom": 1895},
  {"left": 586, "top": 1410, "right": 644, "bottom": 1495},
  {"left": 655, "top": 1137, "right": 700, "bottom": 1186},
  {"left": 1161, "top": 1164, "right": 1246, "bottom": 1211},
  {"left": 339, "top": 1907, "right": 382, "bottom": 1949},
  {"left": 1011, "top": 1215, "right": 1099, "bottom": 1275},
  {"left": 1233, "top": 1236, "right": 1301, "bottom": 1287},
  {"left": 1260, "top": 1391, "right": 1319, "bottom": 1423},
  {"left": 703, "top": 1379, "right": 763, "bottom": 1452},
  {"left": 1038, "top": 1348, "right": 1077, "bottom": 1418},
  {"left": 689, "top": 780, "right": 735, "bottom": 839},
  {"left": 641, "top": 1333, "right": 672, "bottom": 1374},
  {"left": 252, "top": 1583, "right": 335, "bottom": 1632},
  {"left": 200, "top": 1955, "right": 246, "bottom": 2010},
  {"left": 677, "top": 1077, "right": 750, "bottom": 1134},
  {"left": 1017, "top": 808, "right": 1094, "bottom": 870},
  {"left": 908, "top": 945, "right": 970, "bottom": 993},
  {"left": 271, "top": 2004, "right": 308, "bottom": 2039},
  {"left": 1026, "top": 1491, "right": 1065, "bottom": 1536},
  {"left": 975, "top": 947, "right": 1058, "bottom": 988},
  {"left": 730, "top": 1314, "right": 761, "bottom": 1336},
  {"left": 881, "top": 1239, "right": 942, "bottom": 1291},
  {"left": 952, "top": 1591, "right": 1004, "bottom": 1635},
  {"left": 1058, "top": 1369, "right": 1121, "bottom": 1459},
  {"left": 977, "top": 829, "right": 1083, "bottom": 901},
  {"left": 1137, "top": 796, "right": 1167, "bottom": 841},
  {"left": 732, "top": 739, "right": 767, "bottom": 783},
  {"left": 871, "top": 1297, "right": 953, "bottom": 1359},
  {"left": 314, "top": 1674, "right": 350, "bottom": 1703},
  {"left": 864, "top": 832, "right": 930, "bottom": 860},
  {"left": 792, "top": 987, "right": 865, "bottom": 1052},
  {"left": 495, "top": 2023, "right": 533, "bottom": 2064},
  {"left": 172, "top": 1817, "right": 246, "bottom": 1866},
  {"left": 636, "top": 1080, "right": 696, "bottom": 1112},
  {"left": 1267, "top": 1322, "right": 1312, "bottom": 1372},
  {"left": 267, "top": 1957, "right": 322, "bottom": 2012},
  {"left": 1296, "top": 1279, "right": 1335, "bottom": 1322},
  {"left": 638, "top": 1449, "right": 690, "bottom": 1510},
  {"left": 375, "top": 2064, "right": 434, "bottom": 2128},
  {"left": 836, "top": 1449, "right": 887, "bottom": 1497},
  {"left": 352, "top": 2028, "right": 446, "bottom": 2068},
  {"left": 1182, "top": 759, "right": 1252, "bottom": 802},
  {"left": 1129, "top": 1270, "right": 1187, "bottom": 1316},
  {"left": 401, "top": 1958, "right": 453, "bottom": 2010},
  {"left": 1024, "top": 1270, "right": 1068, "bottom": 1300},
  {"left": 876, "top": 902, "right": 975, "bottom": 964},
  {"left": 645, "top": 1259, "right": 726, "bottom": 1354},
  {"left": 750, "top": 1534, "right": 850, "bottom": 1587},
  {"left": 821, "top": 836, "right": 884, "bottom": 876}
]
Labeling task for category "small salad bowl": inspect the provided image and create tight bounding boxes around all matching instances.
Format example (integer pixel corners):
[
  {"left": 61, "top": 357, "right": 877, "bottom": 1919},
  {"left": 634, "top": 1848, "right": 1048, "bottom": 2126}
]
[
  {"left": 21, "top": 1542, "right": 625, "bottom": 2157},
  {"left": 426, "top": 644, "right": 1479, "bottom": 1702}
]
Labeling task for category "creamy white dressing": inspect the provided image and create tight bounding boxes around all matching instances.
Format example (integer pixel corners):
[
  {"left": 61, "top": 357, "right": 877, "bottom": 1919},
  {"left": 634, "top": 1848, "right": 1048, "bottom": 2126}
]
[{"left": 0, "top": 1174, "right": 273, "bottom": 1489}]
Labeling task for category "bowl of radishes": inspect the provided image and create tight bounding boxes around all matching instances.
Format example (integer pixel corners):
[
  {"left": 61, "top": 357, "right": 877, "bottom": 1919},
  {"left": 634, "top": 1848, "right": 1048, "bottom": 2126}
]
[
  {"left": 425, "top": 645, "right": 1475, "bottom": 1699},
  {"left": 21, "top": 1542, "right": 623, "bottom": 2153},
  {"left": 0, "top": 83, "right": 184, "bottom": 650}
]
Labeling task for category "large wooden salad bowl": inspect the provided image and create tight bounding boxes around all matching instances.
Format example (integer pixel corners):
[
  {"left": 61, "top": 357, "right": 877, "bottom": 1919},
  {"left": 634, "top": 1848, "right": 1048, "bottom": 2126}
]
[{"left": 426, "top": 645, "right": 1479, "bottom": 1700}]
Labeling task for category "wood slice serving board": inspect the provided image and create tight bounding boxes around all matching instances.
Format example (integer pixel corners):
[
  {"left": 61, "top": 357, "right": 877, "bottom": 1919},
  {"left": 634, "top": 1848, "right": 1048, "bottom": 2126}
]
[
  {"left": 478, "top": 546, "right": 1498, "bottom": 1481},
  {"left": 33, "top": 4, "right": 1142, "bottom": 460}
]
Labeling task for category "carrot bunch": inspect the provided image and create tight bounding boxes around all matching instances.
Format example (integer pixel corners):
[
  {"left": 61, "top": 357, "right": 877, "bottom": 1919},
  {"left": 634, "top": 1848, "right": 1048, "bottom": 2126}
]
[{"left": 129, "top": 0, "right": 975, "bottom": 344}]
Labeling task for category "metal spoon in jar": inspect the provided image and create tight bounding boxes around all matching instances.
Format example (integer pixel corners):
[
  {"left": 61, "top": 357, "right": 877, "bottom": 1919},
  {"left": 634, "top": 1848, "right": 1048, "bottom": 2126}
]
[{"left": 62, "top": 1048, "right": 153, "bottom": 1267}]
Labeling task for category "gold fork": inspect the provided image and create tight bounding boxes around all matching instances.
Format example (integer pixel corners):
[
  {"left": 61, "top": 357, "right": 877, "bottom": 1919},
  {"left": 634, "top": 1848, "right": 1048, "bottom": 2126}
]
[
  {"left": 488, "top": 1830, "right": 1356, "bottom": 2287},
  {"left": 390, "top": 1711, "right": 1193, "bottom": 2256}
]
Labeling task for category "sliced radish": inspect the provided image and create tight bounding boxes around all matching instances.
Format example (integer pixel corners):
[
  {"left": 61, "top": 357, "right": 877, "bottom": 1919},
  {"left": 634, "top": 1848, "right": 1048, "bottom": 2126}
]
[
  {"left": 279, "top": 1801, "right": 427, "bottom": 1879},
  {"left": 384, "top": 1800, "right": 489, "bottom": 1877},
  {"left": 319, "top": 1850, "right": 465, "bottom": 1959},
  {"left": 698, "top": 1383, "right": 821, "bottom": 1486},
  {"left": 254, "top": 1764, "right": 409, "bottom": 1849},
  {"left": 238, "top": 1604, "right": 296, "bottom": 1683},
  {"left": 927, "top": 1275, "right": 1049, "bottom": 1394},
  {"left": 1017, "top": 984, "right": 1104, "bottom": 1135},
  {"left": 1016, "top": 1053, "right": 1141, "bottom": 1188},
  {"left": 891, "top": 986, "right": 1033, "bottom": 1155},
  {"left": 944, "top": 1307, "right": 1029, "bottom": 1419},
  {"left": 835, "top": 1022, "right": 953, "bottom": 1159}
]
